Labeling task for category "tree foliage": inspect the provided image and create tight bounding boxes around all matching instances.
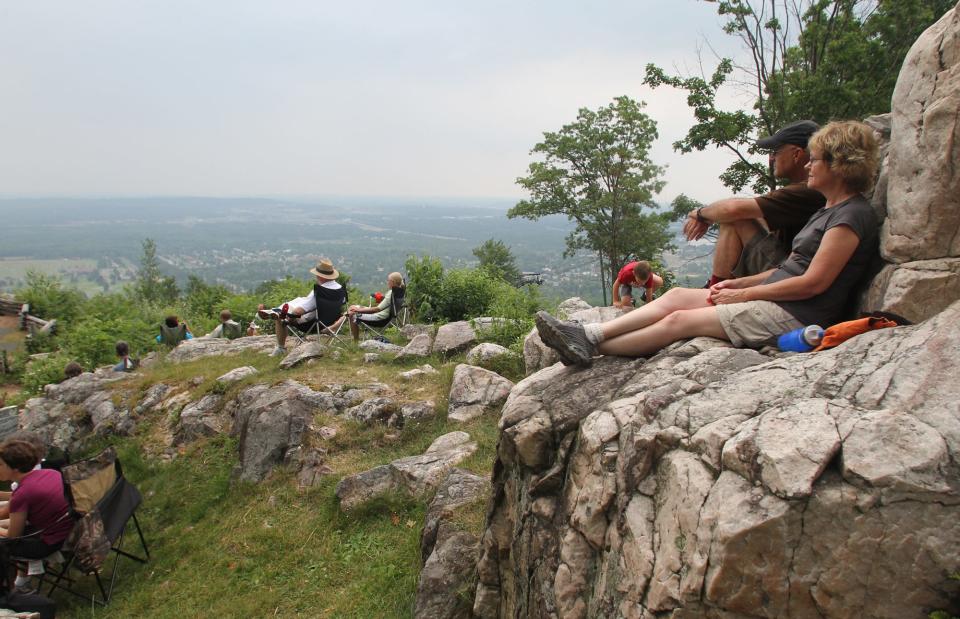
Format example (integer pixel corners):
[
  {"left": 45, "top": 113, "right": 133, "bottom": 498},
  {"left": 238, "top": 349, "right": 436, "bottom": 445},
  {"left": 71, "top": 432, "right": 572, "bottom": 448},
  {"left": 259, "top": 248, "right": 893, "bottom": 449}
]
[
  {"left": 645, "top": 0, "right": 953, "bottom": 192},
  {"left": 472, "top": 239, "right": 521, "bottom": 284},
  {"left": 136, "top": 238, "right": 179, "bottom": 305},
  {"left": 510, "top": 96, "right": 673, "bottom": 300}
]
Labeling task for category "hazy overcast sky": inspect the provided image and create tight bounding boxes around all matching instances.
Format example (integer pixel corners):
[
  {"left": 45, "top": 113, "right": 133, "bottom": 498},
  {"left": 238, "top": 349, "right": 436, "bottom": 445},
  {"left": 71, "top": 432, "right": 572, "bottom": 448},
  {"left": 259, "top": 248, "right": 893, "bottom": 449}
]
[{"left": 0, "top": 1, "right": 752, "bottom": 203}]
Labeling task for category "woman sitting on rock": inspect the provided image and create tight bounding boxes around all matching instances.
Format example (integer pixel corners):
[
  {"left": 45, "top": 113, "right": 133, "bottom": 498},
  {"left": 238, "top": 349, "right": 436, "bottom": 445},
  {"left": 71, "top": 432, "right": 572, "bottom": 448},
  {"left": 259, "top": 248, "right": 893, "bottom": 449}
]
[{"left": 536, "top": 120, "right": 880, "bottom": 366}]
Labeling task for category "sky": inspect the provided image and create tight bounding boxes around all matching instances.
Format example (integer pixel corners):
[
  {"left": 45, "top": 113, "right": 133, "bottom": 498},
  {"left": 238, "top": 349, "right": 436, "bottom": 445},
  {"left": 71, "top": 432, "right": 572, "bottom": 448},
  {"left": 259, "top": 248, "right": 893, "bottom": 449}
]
[{"left": 0, "top": 1, "right": 753, "bottom": 204}]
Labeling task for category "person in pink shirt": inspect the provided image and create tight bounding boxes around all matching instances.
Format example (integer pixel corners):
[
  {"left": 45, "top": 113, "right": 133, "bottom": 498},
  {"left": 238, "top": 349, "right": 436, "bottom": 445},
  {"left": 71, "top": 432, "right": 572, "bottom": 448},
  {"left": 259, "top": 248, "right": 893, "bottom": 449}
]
[{"left": 0, "top": 438, "right": 73, "bottom": 591}]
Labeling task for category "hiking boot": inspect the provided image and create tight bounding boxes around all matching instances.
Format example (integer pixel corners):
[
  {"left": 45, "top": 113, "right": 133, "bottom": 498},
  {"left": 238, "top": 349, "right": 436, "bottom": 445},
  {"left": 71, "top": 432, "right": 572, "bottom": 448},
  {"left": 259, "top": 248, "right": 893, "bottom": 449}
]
[
  {"left": 535, "top": 311, "right": 594, "bottom": 367},
  {"left": 269, "top": 346, "right": 287, "bottom": 357}
]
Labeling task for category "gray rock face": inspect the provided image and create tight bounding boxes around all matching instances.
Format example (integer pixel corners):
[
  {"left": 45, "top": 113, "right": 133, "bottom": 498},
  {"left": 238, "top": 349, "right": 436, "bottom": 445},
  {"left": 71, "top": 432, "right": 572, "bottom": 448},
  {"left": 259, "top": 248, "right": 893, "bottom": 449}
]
[
  {"left": 465, "top": 342, "right": 513, "bottom": 366},
  {"left": 343, "top": 397, "right": 397, "bottom": 425},
  {"left": 175, "top": 394, "right": 225, "bottom": 444},
  {"left": 216, "top": 366, "right": 259, "bottom": 384},
  {"left": 421, "top": 468, "right": 490, "bottom": 561},
  {"left": 336, "top": 431, "right": 478, "bottom": 510},
  {"left": 884, "top": 4, "right": 960, "bottom": 262},
  {"left": 473, "top": 301, "right": 960, "bottom": 618},
  {"left": 447, "top": 364, "right": 514, "bottom": 423},
  {"left": 865, "top": 257, "right": 960, "bottom": 322},
  {"left": 557, "top": 297, "right": 592, "bottom": 317},
  {"left": 362, "top": 353, "right": 380, "bottom": 364},
  {"left": 230, "top": 380, "right": 342, "bottom": 482},
  {"left": 279, "top": 342, "right": 325, "bottom": 368},
  {"left": 400, "top": 401, "right": 437, "bottom": 425},
  {"left": 167, "top": 335, "right": 282, "bottom": 363},
  {"left": 415, "top": 525, "right": 480, "bottom": 619},
  {"left": 19, "top": 372, "right": 134, "bottom": 450},
  {"left": 432, "top": 321, "right": 478, "bottom": 355},
  {"left": 396, "top": 333, "right": 434, "bottom": 360},
  {"left": 401, "top": 324, "right": 434, "bottom": 340},
  {"left": 359, "top": 339, "right": 404, "bottom": 354},
  {"left": 399, "top": 364, "right": 439, "bottom": 381}
]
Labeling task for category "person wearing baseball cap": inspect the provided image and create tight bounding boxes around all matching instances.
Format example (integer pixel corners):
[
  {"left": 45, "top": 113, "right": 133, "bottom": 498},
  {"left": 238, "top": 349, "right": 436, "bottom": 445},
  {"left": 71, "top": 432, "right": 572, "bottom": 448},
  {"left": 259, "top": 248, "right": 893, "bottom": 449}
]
[{"left": 683, "top": 120, "right": 825, "bottom": 287}]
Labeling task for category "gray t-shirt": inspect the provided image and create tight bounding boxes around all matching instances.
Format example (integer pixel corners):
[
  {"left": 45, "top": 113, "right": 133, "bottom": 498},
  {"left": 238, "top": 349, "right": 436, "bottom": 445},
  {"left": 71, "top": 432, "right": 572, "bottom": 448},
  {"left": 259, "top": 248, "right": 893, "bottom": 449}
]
[{"left": 763, "top": 195, "right": 878, "bottom": 326}]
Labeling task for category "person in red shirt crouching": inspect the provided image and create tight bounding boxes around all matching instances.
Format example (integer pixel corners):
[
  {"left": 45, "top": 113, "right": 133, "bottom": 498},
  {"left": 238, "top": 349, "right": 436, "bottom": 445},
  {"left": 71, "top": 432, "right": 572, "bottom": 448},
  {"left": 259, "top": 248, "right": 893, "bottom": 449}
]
[{"left": 612, "top": 260, "right": 664, "bottom": 309}]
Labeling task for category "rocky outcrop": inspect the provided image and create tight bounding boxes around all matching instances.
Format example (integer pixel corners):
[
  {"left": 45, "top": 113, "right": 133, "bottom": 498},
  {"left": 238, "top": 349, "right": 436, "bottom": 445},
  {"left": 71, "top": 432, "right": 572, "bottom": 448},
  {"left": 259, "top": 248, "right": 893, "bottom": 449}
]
[
  {"left": 867, "top": 4, "right": 960, "bottom": 321},
  {"left": 447, "top": 364, "right": 514, "bottom": 423},
  {"left": 397, "top": 333, "right": 434, "bottom": 360},
  {"left": 336, "top": 431, "right": 478, "bottom": 510},
  {"left": 166, "top": 335, "right": 282, "bottom": 363},
  {"left": 229, "top": 380, "right": 347, "bottom": 482},
  {"left": 216, "top": 366, "right": 259, "bottom": 384},
  {"left": 175, "top": 394, "right": 224, "bottom": 444},
  {"left": 432, "top": 321, "right": 478, "bottom": 355},
  {"left": 399, "top": 364, "right": 439, "bottom": 381},
  {"left": 359, "top": 339, "right": 404, "bottom": 354},
  {"left": 473, "top": 302, "right": 960, "bottom": 618},
  {"left": 279, "top": 342, "right": 325, "bottom": 368},
  {"left": 465, "top": 343, "right": 513, "bottom": 366},
  {"left": 19, "top": 372, "right": 134, "bottom": 450}
]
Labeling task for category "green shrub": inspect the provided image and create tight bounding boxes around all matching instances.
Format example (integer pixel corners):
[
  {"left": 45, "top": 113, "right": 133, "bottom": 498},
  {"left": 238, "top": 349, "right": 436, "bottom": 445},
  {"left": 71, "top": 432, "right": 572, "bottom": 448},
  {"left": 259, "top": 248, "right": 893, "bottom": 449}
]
[
  {"left": 15, "top": 271, "right": 87, "bottom": 323},
  {"left": 20, "top": 353, "right": 73, "bottom": 395},
  {"left": 435, "top": 268, "right": 501, "bottom": 322},
  {"left": 405, "top": 255, "right": 444, "bottom": 322}
]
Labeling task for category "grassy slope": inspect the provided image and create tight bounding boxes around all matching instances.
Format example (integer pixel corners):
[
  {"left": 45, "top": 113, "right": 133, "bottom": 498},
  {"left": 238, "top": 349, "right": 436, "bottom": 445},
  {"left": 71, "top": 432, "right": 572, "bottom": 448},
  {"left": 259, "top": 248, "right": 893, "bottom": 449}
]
[{"left": 52, "top": 345, "right": 504, "bottom": 618}]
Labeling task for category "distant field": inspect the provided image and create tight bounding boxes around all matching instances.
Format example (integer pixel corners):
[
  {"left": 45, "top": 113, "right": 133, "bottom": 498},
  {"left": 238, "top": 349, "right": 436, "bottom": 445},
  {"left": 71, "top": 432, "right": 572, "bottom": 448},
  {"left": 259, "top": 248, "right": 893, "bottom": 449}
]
[{"left": 0, "top": 257, "right": 98, "bottom": 278}]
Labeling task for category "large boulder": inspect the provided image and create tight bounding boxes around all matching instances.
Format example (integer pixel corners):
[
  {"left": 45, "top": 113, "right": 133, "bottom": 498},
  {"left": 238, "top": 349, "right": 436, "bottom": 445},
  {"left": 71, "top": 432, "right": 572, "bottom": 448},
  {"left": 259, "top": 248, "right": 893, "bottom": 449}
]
[
  {"left": 396, "top": 333, "right": 434, "bottom": 360},
  {"left": 447, "top": 364, "right": 514, "bottom": 423},
  {"left": 432, "top": 321, "right": 478, "bottom": 355},
  {"left": 174, "top": 394, "right": 225, "bottom": 444},
  {"left": 336, "top": 431, "right": 478, "bottom": 510},
  {"left": 473, "top": 301, "right": 960, "bottom": 618},
  {"left": 866, "top": 4, "right": 960, "bottom": 321},
  {"left": 465, "top": 342, "right": 514, "bottom": 366},
  {"left": 230, "top": 380, "right": 348, "bottom": 482},
  {"left": 166, "top": 335, "right": 283, "bottom": 363}
]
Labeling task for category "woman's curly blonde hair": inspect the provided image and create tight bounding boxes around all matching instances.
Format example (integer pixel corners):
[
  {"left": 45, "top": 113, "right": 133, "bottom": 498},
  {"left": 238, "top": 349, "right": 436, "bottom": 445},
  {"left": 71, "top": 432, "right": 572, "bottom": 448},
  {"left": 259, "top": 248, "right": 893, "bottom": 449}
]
[{"left": 808, "top": 120, "right": 880, "bottom": 194}]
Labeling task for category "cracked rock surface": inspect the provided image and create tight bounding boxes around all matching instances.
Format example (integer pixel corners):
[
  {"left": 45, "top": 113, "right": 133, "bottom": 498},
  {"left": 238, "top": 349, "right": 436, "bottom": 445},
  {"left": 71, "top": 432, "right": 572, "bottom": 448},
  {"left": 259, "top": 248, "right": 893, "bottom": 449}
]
[{"left": 474, "top": 301, "right": 960, "bottom": 619}]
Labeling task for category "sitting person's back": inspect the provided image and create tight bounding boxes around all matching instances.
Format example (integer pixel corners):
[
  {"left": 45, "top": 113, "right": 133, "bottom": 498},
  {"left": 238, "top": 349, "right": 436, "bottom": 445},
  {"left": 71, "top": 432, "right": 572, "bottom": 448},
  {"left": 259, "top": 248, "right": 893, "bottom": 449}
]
[
  {"left": 158, "top": 315, "right": 192, "bottom": 346},
  {"left": 203, "top": 309, "right": 243, "bottom": 340}
]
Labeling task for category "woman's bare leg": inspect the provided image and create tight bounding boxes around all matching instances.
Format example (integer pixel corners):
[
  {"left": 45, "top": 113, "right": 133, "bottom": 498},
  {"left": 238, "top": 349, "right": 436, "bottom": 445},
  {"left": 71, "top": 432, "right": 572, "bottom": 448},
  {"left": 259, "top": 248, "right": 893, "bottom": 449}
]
[
  {"left": 600, "top": 287, "right": 713, "bottom": 340},
  {"left": 597, "top": 306, "right": 727, "bottom": 357}
]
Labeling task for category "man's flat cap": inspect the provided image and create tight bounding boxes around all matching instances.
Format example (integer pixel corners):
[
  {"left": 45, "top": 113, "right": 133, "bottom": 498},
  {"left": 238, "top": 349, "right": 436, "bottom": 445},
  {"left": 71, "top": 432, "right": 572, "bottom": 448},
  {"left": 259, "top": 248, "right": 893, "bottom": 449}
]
[{"left": 756, "top": 120, "right": 820, "bottom": 149}]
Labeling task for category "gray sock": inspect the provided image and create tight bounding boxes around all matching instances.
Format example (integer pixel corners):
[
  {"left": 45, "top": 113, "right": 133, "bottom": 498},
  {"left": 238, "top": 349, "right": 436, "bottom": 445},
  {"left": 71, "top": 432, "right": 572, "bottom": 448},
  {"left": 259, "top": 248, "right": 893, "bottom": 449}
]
[{"left": 584, "top": 323, "right": 605, "bottom": 345}]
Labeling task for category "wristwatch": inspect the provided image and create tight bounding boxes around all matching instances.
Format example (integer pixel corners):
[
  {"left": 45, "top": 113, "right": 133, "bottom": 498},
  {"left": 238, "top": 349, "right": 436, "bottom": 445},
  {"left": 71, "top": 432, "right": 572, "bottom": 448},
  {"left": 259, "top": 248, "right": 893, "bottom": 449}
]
[{"left": 695, "top": 207, "right": 709, "bottom": 224}]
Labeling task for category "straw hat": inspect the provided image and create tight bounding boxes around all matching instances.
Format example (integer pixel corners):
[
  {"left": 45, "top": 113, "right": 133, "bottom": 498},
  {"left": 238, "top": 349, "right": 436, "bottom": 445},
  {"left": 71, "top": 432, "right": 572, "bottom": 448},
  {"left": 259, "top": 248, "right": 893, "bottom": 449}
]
[{"left": 309, "top": 258, "right": 339, "bottom": 280}]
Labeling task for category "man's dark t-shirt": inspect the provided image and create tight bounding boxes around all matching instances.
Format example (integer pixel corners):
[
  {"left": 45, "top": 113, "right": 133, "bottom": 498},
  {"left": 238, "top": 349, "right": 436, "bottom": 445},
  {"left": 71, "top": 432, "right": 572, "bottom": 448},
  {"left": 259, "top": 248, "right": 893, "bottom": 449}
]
[
  {"left": 756, "top": 182, "right": 826, "bottom": 247},
  {"left": 764, "top": 195, "right": 878, "bottom": 326}
]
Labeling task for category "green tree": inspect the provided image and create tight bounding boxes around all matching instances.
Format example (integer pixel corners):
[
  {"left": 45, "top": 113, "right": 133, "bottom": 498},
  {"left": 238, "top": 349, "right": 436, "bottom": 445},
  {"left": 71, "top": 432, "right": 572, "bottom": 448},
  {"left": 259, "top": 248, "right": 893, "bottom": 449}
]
[
  {"left": 645, "top": 0, "right": 953, "bottom": 192},
  {"left": 135, "top": 238, "right": 179, "bottom": 305},
  {"left": 472, "top": 239, "right": 521, "bottom": 284},
  {"left": 510, "top": 96, "right": 671, "bottom": 304},
  {"left": 404, "top": 255, "right": 444, "bottom": 322}
]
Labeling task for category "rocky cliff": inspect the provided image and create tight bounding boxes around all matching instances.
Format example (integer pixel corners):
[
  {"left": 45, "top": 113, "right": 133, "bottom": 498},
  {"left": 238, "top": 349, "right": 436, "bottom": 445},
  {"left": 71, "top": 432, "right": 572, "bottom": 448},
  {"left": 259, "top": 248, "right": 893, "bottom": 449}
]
[{"left": 474, "top": 4, "right": 960, "bottom": 618}]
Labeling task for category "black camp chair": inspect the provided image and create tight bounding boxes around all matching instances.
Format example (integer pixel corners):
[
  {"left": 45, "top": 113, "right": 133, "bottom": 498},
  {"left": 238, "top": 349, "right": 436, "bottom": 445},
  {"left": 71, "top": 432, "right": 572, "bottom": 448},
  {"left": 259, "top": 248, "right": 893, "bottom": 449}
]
[
  {"left": 284, "top": 286, "right": 349, "bottom": 349},
  {"left": 38, "top": 447, "right": 149, "bottom": 606},
  {"left": 356, "top": 286, "right": 407, "bottom": 342}
]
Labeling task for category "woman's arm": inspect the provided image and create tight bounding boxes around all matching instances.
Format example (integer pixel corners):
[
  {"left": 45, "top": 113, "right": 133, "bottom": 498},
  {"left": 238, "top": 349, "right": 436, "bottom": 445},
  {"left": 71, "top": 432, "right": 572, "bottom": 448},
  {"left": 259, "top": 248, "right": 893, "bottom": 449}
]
[
  {"left": 712, "top": 226, "right": 861, "bottom": 305},
  {"left": 4, "top": 510, "right": 26, "bottom": 538}
]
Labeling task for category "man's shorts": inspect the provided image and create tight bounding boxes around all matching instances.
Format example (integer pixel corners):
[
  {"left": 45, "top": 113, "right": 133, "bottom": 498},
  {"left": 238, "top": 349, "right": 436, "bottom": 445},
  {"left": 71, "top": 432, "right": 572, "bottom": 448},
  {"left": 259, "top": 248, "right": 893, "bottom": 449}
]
[
  {"left": 732, "top": 231, "right": 790, "bottom": 277},
  {"left": 619, "top": 284, "right": 652, "bottom": 304},
  {"left": 715, "top": 300, "right": 803, "bottom": 348}
]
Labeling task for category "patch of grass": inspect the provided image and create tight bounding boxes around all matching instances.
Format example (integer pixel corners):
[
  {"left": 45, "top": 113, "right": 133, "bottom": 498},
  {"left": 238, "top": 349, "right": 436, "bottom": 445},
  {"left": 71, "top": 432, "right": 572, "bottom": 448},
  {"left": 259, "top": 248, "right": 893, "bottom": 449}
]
[{"left": 49, "top": 340, "right": 507, "bottom": 618}]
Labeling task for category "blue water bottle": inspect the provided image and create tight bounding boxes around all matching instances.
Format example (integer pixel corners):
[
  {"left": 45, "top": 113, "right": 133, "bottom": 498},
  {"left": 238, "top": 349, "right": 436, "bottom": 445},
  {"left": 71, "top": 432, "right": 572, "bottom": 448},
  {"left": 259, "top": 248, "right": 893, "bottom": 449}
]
[{"left": 777, "top": 325, "right": 824, "bottom": 352}]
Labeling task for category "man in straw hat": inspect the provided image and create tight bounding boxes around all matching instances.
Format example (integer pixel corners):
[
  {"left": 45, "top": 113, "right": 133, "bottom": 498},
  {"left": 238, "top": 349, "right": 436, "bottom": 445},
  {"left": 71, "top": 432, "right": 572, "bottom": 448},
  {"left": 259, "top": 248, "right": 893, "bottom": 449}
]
[{"left": 257, "top": 258, "right": 347, "bottom": 356}]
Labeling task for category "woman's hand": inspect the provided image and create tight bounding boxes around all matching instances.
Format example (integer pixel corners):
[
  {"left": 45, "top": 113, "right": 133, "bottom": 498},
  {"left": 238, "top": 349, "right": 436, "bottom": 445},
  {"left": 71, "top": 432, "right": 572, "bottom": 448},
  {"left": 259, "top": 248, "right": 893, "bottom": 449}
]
[{"left": 710, "top": 286, "right": 755, "bottom": 305}]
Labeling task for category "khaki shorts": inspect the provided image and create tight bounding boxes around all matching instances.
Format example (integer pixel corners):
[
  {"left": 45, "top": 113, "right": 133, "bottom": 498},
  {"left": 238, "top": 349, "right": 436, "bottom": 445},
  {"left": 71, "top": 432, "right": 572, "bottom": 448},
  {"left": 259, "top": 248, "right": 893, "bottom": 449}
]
[
  {"left": 715, "top": 300, "right": 803, "bottom": 348},
  {"left": 732, "top": 231, "right": 790, "bottom": 277}
]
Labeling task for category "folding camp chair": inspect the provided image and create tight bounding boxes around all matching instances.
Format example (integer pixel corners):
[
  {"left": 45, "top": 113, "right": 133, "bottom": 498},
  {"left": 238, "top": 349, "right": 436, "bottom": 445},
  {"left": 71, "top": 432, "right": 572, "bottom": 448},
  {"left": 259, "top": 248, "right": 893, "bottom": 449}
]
[
  {"left": 284, "top": 310, "right": 349, "bottom": 349},
  {"left": 357, "top": 287, "right": 407, "bottom": 343},
  {"left": 38, "top": 447, "right": 149, "bottom": 606}
]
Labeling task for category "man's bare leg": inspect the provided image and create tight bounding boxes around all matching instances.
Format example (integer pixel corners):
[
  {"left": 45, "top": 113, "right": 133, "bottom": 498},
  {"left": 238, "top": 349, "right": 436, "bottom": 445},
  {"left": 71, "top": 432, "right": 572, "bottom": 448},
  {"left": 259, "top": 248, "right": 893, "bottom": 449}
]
[
  {"left": 275, "top": 317, "right": 287, "bottom": 348},
  {"left": 712, "top": 219, "right": 766, "bottom": 279}
]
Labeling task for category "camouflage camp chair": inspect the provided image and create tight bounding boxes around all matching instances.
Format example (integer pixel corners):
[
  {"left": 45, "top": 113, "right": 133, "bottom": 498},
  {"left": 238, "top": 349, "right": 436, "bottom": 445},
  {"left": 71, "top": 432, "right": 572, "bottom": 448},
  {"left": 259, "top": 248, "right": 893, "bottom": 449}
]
[
  {"left": 159, "top": 323, "right": 189, "bottom": 346},
  {"left": 38, "top": 447, "right": 149, "bottom": 606}
]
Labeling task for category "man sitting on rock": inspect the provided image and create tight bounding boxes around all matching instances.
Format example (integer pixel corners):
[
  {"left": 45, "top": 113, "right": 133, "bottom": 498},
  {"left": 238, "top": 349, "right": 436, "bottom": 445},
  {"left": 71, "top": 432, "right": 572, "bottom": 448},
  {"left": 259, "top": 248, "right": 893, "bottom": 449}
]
[
  {"left": 683, "top": 120, "right": 826, "bottom": 287},
  {"left": 257, "top": 258, "right": 348, "bottom": 357},
  {"left": 201, "top": 309, "right": 243, "bottom": 340}
]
